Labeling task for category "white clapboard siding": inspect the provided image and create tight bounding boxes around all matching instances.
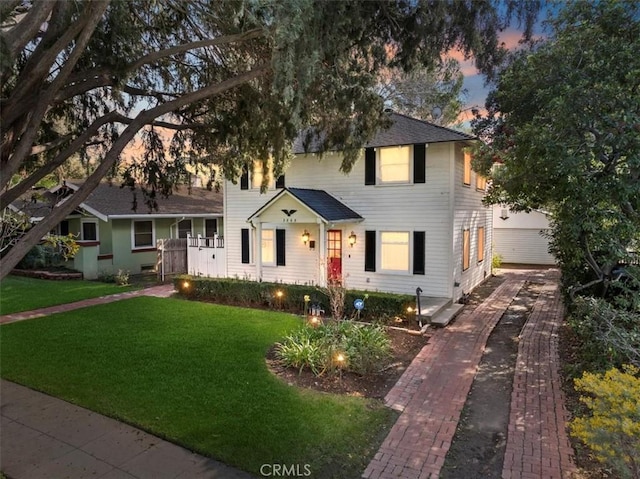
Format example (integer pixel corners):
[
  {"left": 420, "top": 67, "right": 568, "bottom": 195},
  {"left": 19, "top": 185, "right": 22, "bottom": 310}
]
[
  {"left": 452, "top": 143, "right": 493, "bottom": 299},
  {"left": 225, "top": 140, "right": 491, "bottom": 299}
]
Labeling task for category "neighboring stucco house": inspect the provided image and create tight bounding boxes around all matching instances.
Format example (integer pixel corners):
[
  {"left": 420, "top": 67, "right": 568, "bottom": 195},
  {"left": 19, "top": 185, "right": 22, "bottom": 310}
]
[
  {"left": 224, "top": 112, "right": 492, "bottom": 303},
  {"left": 12, "top": 181, "right": 223, "bottom": 279},
  {"left": 492, "top": 205, "right": 555, "bottom": 265}
]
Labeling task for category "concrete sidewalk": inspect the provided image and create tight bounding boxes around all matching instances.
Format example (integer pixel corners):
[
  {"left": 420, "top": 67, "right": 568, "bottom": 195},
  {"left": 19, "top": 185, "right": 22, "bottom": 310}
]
[
  {"left": 0, "top": 380, "right": 253, "bottom": 479},
  {"left": 363, "top": 269, "right": 577, "bottom": 479}
]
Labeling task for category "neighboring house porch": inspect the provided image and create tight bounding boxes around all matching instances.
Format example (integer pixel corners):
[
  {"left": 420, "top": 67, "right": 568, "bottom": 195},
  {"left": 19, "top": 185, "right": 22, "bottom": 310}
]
[{"left": 11, "top": 181, "right": 223, "bottom": 279}]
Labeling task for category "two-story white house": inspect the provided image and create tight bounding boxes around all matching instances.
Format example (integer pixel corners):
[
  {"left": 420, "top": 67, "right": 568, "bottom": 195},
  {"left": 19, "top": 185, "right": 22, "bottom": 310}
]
[{"left": 223, "top": 112, "right": 492, "bottom": 304}]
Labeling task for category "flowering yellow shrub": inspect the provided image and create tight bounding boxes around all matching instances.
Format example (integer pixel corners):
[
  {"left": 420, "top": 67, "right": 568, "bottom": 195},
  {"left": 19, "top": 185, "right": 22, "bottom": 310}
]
[{"left": 570, "top": 365, "right": 640, "bottom": 479}]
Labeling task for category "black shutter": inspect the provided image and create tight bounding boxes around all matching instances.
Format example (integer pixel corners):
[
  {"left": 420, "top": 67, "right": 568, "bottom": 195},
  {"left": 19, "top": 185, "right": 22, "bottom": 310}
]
[
  {"left": 241, "top": 228, "right": 250, "bottom": 263},
  {"left": 365, "top": 147, "right": 376, "bottom": 185},
  {"left": 364, "top": 230, "right": 376, "bottom": 272},
  {"left": 413, "top": 144, "right": 426, "bottom": 184},
  {"left": 60, "top": 220, "right": 69, "bottom": 236},
  {"left": 275, "top": 175, "right": 285, "bottom": 189},
  {"left": 240, "top": 166, "right": 249, "bottom": 190},
  {"left": 413, "top": 231, "right": 425, "bottom": 275},
  {"left": 276, "top": 229, "right": 286, "bottom": 266}
]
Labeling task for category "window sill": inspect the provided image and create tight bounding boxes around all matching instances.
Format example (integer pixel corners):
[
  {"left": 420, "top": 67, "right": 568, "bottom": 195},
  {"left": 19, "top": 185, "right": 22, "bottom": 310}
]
[
  {"left": 78, "top": 241, "right": 100, "bottom": 247},
  {"left": 374, "top": 182, "right": 413, "bottom": 187},
  {"left": 131, "top": 247, "right": 157, "bottom": 253},
  {"left": 379, "top": 269, "right": 411, "bottom": 276}
]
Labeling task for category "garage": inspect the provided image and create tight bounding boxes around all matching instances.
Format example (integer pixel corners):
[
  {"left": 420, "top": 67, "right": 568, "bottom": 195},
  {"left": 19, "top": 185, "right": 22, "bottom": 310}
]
[{"left": 492, "top": 207, "right": 556, "bottom": 265}]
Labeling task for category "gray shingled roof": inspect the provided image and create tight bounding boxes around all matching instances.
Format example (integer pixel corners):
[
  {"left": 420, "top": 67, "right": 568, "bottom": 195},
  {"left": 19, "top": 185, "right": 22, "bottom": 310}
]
[
  {"left": 12, "top": 182, "right": 223, "bottom": 219},
  {"left": 287, "top": 188, "right": 362, "bottom": 222},
  {"left": 74, "top": 182, "right": 223, "bottom": 216},
  {"left": 292, "top": 112, "right": 475, "bottom": 154},
  {"left": 248, "top": 188, "right": 362, "bottom": 223}
]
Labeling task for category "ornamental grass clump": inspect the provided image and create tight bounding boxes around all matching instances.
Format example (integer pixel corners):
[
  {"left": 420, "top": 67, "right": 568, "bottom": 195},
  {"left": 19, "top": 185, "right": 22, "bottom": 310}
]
[
  {"left": 276, "top": 321, "right": 391, "bottom": 377},
  {"left": 570, "top": 365, "right": 640, "bottom": 479}
]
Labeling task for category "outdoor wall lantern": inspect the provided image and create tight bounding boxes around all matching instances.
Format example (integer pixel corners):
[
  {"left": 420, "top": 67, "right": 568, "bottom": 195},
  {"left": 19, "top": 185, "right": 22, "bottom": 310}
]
[
  {"left": 301, "top": 229, "right": 310, "bottom": 244},
  {"left": 500, "top": 209, "right": 510, "bottom": 221},
  {"left": 348, "top": 231, "right": 357, "bottom": 247}
]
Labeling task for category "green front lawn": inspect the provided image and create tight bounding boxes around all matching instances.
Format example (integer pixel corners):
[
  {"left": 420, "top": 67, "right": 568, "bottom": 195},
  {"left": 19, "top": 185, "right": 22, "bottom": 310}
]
[
  {"left": 0, "top": 275, "right": 137, "bottom": 314},
  {"left": 0, "top": 297, "right": 395, "bottom": 477}
]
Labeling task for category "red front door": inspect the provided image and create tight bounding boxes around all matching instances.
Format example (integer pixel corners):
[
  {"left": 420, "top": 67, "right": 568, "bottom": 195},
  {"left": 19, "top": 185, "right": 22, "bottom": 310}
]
[{"left": 327, "top": 230, "right": 342, "bottom": 282}]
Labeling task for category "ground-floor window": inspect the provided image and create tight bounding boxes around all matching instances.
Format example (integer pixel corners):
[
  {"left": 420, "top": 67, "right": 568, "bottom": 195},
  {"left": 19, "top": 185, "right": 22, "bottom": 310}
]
[
  {"left": 81, "top": 220, "right": 98, "bottom": 241},
  {"left": 177, "top": 219, "right": 192, "bottom": 239},
  {"left": 380, "top": 231, "right": 410, "bottom": 272},
  {"left": 205, "top": 218, "right": 218, "bottom": 237},
  {"left": 477, "top": 226, "right": 485, "bottom": 263},
  {"left": 261, "top": 229, "right": 275, "bottom": 265},
  {"left": 463, "top": 229, "right": 470, "bottom": 271},
  {"left": 133, "top": 220, "right": 154, "bottom": 248}
]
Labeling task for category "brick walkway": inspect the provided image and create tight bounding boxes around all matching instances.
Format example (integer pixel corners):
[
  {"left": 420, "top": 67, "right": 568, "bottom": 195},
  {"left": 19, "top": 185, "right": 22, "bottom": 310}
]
[
  {"left": 0, "top": 284, "right": 175, "bottom": 324},
  {"left": 363, "top": 269, "right": 577, "bottom": 479},
  {"left": 503, "top": 279, "right": 578, "bottom": 479}
]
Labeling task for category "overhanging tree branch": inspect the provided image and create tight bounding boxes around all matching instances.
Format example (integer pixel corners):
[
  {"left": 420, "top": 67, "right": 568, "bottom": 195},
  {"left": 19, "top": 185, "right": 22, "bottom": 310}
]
[
  {"left": 0, "top": 63, "right": 270, "bottom": 279},
  {"left": 1, "top": 1, "right": 110, "bottom": 186}
]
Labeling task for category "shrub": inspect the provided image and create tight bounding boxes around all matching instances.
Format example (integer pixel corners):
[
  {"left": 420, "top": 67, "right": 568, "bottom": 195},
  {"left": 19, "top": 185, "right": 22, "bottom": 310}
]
[
  {"left": 276, "top": 321, "right": 392, "bottom": 377},
  {"left": 115, "top": 269, "right": 130, "bottom": 286},
  {"left": 16, "top": 234, "right": 79, "bottom": 270},
  {"left": 569, "top": 296, "right": 640, "bottom": 372},
  {"left": 173, "top": 276, "right": 415, "bottom": 322},
  {"left": 570, "top": 365, "right": 640, "bottom": 479},
  {"left": 492, "top": 252, "right": 503, "bottom": 272}
]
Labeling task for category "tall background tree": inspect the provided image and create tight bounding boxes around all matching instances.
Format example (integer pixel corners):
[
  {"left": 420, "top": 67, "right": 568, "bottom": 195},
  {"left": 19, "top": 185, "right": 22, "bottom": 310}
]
[
  {"left": 473, "top": 0, "right": 639, "bottom": 301},
  {"left": 0, "top": 0, "right": 540, "bottom": 279},
  {"left": 377, "top": 59, "right": 465, "bottom": 126},
  {"left": 473, "top": 0, "right": 639, "bottom": 373}
]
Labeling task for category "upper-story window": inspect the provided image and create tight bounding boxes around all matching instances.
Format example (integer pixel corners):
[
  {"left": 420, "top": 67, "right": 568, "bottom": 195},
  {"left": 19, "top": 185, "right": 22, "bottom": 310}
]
[
  {"left": 463, "top": 151, "right": 472, "bottom": 186},
  {"left": 252, "top": 160, "right": 269, "bottom": 189},
  {"left": 379, "top": 146, "right": 411, "bottom": 184},
  {"left": 241, "top": 160, "right": 284, "bottom": 190}
]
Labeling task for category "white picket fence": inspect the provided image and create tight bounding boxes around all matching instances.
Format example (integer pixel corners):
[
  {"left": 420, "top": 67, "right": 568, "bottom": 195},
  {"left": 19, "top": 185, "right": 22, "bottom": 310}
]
[{"left": 186, "top": 233, "right": 226, "bottom": 278}]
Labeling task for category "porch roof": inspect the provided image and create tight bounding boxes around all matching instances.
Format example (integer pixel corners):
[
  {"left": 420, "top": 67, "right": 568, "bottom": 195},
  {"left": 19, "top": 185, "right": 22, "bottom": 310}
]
[{"left": 247, "top": 187, "right": 363, "bottom": 224}]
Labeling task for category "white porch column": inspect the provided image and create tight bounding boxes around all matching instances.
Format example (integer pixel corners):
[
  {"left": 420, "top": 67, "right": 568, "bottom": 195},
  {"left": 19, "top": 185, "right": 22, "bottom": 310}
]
[
  {"left": 255, "top": 221, "right": 262, "bottom": 281},
  {"left": 318, "top": 220, "right": 326, "bottom": 287}
]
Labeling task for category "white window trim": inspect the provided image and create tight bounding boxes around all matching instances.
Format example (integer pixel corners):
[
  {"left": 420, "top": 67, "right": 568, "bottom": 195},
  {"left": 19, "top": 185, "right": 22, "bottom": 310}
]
[
  {"left": 379, "top": 230, "right": 411, "bottom": 275},
  {"left": 260, "top": 228, "right": 276, "bottom": 266},
  {"left": 80, "top": 218, "right": 99, "bottom": 242},
  {"left": 131, "top": 219, "right": 156, "bottom": 249},
  {"left": 377, "top": 145, "right": 413, "bottom": 185}
]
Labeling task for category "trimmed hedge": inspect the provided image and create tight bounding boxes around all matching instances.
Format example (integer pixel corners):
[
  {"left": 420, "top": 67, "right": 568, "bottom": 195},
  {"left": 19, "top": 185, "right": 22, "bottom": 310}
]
[{"left": 173, "top": 275, "right": 415, "bottom": 321}]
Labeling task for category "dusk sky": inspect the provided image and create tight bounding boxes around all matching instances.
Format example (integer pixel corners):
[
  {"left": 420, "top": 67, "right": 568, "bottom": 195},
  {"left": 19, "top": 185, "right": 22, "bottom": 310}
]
[{"left": 454, "top": 27, "right": 545, "bottom": 125}]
